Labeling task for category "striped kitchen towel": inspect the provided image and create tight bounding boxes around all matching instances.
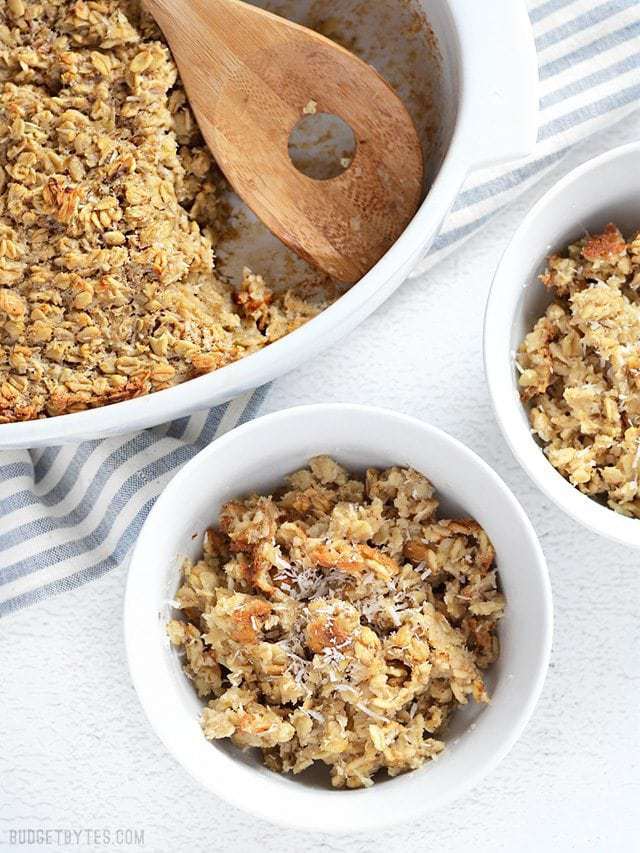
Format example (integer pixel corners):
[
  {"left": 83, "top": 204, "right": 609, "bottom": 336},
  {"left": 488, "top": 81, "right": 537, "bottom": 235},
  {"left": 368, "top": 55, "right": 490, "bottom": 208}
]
[
  {"left": 1, "top": 0, "right": 639, "bottom": 617},
  {"left": 422, "top": 0, "right": 640, "bottom": 271}
]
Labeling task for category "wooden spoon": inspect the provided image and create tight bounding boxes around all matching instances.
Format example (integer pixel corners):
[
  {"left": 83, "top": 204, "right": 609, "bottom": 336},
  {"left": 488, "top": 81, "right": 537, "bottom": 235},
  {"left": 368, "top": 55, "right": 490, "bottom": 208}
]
[{"left": 142, "top": 0, "right": 424, "bottom": 283}]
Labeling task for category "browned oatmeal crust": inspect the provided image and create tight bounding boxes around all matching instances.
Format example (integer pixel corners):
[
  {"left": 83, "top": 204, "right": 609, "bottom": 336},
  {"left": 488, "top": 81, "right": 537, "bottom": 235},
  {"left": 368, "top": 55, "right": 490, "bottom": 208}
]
[
  {"left": 167, "top": 457, "right": 505, "bottom": 789},
  {"left": 517, "top": 223, "right": 640, "bottom": 517},
  {"left": 0, "top": 0, "right": 325, "bottom": 422}
]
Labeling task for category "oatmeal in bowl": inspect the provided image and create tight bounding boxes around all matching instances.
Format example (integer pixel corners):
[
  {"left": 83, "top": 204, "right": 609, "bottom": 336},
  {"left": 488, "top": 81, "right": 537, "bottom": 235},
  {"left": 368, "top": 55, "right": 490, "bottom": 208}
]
[
  {"left": 517, "top": 224, "right": 640, "bottom": 519},
  {"left": 124, "top": 404, "right": 551, "bottom": 830},
  {"left": 485, "top": 142, "right": 640, "bottom": 547},
  {"left": 166, "top": 456, "right": 505, "bottom": 789}
]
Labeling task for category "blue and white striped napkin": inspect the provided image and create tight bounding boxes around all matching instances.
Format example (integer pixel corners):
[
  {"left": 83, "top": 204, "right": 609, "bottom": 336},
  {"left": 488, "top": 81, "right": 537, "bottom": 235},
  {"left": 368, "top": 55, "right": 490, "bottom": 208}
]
[
  {"left": 1, "top": 0, "right": 639, "bottom": 617},
  {"left": 424, "top": 0, "right": 640, "bottom": 269}
]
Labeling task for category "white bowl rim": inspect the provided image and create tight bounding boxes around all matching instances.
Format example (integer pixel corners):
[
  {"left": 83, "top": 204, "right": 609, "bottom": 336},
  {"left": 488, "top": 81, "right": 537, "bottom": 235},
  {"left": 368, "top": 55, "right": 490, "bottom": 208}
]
[
  {"left": 484, "top": 140, "right": 640, "bottom": 550},
  {"left": 124, "top": 402, "right": 553, "bottom": 832}
]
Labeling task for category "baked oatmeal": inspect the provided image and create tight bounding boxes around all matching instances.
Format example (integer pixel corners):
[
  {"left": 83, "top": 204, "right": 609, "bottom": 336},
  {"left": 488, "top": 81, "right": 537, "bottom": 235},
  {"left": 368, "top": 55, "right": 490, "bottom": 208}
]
[
  {"left": 167, "top": 456, "right": 505, "bottom": 789},
  {"left": 517, "top": 223, "right": 640, "bottom": 518},
  {"left": 0, "top": 0, "right": 326, "bottom": 422}
]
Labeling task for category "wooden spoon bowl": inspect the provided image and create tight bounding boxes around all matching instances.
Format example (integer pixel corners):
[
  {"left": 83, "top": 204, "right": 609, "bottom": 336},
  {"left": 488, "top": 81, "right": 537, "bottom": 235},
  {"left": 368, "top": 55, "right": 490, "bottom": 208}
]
[{"left": 143, "top": 0, "right": 424, "bottom": 283}]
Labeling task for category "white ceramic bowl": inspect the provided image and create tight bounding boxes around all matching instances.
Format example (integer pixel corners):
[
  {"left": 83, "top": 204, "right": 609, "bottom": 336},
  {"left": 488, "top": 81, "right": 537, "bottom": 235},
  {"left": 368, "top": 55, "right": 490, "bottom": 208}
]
[
  {"left": 0, "top": 0, "right": 537, "bottom": 448},
  {"left": 484, "top": 141, "right": 640, "bottom": 549},
  {"left": 124, "top": 403, "right": 552, "bottom": 832}
]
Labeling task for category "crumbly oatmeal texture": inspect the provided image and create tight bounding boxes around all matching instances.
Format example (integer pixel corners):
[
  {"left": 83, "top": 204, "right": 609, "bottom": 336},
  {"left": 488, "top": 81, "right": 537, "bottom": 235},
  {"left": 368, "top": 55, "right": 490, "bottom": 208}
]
[
  {"left": 0, "top": 0, "right": 324, "bottom": 422},
  {"left": 517, "top": 224, "right": 640, "bottom": 517},
  {"left": 167, "top": 457, "right": 505, "bottom": 789}
]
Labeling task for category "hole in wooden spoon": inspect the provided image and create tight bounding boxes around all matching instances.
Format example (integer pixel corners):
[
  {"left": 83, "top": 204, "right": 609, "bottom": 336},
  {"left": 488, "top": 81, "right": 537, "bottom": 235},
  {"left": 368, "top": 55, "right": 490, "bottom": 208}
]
[{"left": 288, "top": 112, "right": 356, "bottom": 180}]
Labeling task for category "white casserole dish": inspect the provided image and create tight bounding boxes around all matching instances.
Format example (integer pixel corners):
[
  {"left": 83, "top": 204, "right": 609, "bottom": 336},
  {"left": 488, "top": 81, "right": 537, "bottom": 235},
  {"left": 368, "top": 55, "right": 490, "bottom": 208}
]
[
  {"left": 124, "top": 404, "right": 552, "bottom": 832},
  {"left": 1, "top": 0, "right": 537, "bottom": 448}
]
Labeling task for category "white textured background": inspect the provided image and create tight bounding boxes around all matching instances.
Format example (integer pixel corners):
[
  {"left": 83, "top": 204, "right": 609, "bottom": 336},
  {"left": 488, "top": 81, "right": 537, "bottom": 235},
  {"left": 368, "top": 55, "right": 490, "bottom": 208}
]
[{"left": 2, "top": 117, "right": 640, "bottom": 853}]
